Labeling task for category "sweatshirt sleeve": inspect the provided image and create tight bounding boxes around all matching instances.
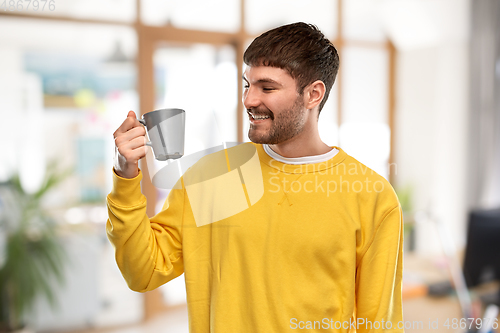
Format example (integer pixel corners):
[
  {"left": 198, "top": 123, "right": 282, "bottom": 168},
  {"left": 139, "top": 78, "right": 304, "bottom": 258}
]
[
  {"left": 355, "top": 204, "right": 404, "bottom": 332},
  {"left": 106, "top": 168, "right": 185, "bottom": 292}
]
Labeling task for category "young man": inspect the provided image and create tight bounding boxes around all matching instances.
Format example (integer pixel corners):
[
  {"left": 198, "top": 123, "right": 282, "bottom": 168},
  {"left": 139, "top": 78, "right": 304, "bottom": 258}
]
[{"left": 108, "top": 22, "right": 404, "bottom": 332}]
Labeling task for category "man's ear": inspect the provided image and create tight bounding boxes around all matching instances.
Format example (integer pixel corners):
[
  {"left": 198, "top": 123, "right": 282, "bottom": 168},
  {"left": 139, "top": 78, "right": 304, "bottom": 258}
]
[{"left": 303, "top": 80, "right": 326, "bottom": 110}]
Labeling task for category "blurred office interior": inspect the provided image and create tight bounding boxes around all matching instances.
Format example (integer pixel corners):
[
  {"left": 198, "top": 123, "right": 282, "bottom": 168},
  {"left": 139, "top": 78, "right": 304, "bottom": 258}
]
[{"left": 0, "top": 0, "right": 499, "bottom": 332}]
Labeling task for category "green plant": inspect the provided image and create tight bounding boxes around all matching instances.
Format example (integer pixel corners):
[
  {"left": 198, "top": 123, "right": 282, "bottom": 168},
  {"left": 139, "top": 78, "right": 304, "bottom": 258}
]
[
  {"left": 396, "top": 183, "right": 414, "bottom": 214},
  {"left": 0, "top": 161, "right": 72, "bottom": 331},
  {"left": 395, "top": 183, "right": 416, "bottom": 252}
]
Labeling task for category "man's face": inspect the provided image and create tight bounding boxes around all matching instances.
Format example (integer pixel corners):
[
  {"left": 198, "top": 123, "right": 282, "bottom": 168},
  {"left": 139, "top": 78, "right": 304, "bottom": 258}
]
[{"left": 243, "top": 66, "right": 307, "bottom": 144}]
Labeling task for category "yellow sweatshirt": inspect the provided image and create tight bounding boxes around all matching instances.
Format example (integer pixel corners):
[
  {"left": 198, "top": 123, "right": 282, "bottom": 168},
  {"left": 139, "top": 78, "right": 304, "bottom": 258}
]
[{"left": 106, "top": 143, "right": 404, "bottom": 332}]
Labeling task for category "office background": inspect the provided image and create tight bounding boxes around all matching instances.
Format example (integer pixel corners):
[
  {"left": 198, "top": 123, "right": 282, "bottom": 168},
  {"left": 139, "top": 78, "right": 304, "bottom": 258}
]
[{"left": 0, "top": 0, "right": 499, "bottom": 332}]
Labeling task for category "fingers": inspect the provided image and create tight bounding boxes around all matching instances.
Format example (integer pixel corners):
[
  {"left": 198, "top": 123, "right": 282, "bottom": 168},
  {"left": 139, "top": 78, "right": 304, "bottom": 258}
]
[
  {"left": 113, "top": 111, "right": 141, "bottom": 138},
  {"left": 114, "top": 126, "right": 148, "bottom": 163},
  {"left": 114, "top": 126, "right": 146, "bottom": 147},
  {"left": 117, "top": 142, "right": 148, "bottom": 162},
  {"left": 113, "top": 111, "right": 148, "bottom": 164},
  {"left": 118, "top": 136, "right": 147, "bottom": 154},
  {"left": 113, "top": 111, "right": 147, "bottom": 178}
]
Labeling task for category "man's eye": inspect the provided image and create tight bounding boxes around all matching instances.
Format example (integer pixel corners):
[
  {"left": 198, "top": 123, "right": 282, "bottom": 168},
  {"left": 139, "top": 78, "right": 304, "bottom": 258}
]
[
  {"left": 243, "top": 84, "right": 249, "bottom": 89},
  {"left": 263, "top": 87, "right": 275, "bottom": 91}
]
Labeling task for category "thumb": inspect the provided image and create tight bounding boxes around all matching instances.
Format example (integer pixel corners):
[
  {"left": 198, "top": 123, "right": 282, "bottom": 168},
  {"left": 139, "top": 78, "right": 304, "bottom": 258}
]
[{"left": 127, "top": 110, "right": 137, "bottom": 118}]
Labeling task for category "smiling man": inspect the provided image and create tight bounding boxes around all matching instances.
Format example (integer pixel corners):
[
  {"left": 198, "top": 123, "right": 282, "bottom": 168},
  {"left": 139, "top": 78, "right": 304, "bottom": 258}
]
[
  {"left": 243, "top": 66, "right": 325, "bottom": 151},
  {"left": 107, "top": 22, "right": 404, "bottom": 332}
]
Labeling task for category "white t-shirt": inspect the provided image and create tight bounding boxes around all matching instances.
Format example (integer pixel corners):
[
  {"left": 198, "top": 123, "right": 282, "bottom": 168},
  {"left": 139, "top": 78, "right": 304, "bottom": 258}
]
[{"left": 263, "top": 144, "right": 339, "bottom": 165}]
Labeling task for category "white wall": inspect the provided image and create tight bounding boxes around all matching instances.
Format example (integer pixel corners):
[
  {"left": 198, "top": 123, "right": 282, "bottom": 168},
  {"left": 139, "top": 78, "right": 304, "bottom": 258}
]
[{"left": 392, "top": 0, "right": 471, "bottom": 254}]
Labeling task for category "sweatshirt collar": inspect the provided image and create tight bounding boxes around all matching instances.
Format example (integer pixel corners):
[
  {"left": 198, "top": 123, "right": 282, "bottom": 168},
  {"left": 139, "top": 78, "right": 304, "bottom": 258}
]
[{"left": 252, "top": 142, "right": 347, "bottom": 175}]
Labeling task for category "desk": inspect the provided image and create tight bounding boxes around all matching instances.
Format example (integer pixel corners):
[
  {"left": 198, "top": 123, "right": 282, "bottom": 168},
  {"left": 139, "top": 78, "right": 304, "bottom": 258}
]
[{"left": 403, "top": 253, "right": 500, "bottom": 333}]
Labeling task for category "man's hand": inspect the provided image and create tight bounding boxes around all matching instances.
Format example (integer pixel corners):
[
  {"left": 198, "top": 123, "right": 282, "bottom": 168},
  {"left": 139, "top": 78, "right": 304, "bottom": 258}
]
[{"left": 113, "top": 111, "right": 147, "bottom": 179}]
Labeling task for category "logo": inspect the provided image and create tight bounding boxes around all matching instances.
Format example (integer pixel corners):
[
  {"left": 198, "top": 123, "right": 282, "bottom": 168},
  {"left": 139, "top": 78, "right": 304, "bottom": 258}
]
[{"left": 145, "top": 142, "right": 264, "bottom": 227}]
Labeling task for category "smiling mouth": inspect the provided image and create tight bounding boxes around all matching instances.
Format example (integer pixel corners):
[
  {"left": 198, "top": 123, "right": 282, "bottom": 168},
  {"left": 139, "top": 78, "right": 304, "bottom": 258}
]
[{"left": 247, "top": 110, "right": 272, "bottom": 121}]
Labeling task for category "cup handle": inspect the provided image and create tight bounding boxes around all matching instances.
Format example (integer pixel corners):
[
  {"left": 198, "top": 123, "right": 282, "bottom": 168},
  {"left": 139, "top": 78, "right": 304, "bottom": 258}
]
[{"left": 138, "top": 118, "right": 153, "bottom": 147}]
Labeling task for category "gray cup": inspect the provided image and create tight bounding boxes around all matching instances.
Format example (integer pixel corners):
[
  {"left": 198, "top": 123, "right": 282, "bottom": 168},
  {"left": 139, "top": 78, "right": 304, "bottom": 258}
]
[{"left": 138, "top": 108, "right": 185, "bottom": 161}]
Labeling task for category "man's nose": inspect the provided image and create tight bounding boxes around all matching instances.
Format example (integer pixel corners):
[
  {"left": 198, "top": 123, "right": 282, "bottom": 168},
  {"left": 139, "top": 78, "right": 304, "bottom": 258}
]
[{"left": 243, "top": 87, "right": 260, "bottom": 110}]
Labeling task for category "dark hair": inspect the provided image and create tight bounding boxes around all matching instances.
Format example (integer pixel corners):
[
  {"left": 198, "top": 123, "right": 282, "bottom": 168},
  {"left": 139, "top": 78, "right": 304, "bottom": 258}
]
[{"left": 243, "top": 22, "right": 339, "bottom": 113}]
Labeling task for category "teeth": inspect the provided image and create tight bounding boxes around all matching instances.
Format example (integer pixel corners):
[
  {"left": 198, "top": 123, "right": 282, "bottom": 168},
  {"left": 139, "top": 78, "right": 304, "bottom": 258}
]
[{"left": 251, "top": 114, "right": 270, "bottom": 120}]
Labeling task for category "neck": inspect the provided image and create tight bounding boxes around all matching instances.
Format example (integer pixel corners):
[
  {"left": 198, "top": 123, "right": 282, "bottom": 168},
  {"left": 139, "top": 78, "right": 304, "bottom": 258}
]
[{"left": 267, "top": 118, "right": 332, "bottom": 158}]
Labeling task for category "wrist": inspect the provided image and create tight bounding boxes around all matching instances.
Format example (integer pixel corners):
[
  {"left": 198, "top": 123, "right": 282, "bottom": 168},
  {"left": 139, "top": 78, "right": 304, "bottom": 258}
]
[{"left": 113, "top": 166, "right": 139, "bottom": 179}]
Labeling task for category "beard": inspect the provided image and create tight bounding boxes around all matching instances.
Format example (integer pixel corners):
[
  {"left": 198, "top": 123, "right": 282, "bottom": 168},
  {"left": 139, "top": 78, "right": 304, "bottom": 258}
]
[{"left": 248, "top": 96, "right": 307, "bottom": 145}]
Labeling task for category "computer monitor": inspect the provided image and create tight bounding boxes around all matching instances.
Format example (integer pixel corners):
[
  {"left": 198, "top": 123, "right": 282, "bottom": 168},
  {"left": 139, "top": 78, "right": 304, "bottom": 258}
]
[{"left": 463, "top": 208, "right": 500, "bottom": 290}]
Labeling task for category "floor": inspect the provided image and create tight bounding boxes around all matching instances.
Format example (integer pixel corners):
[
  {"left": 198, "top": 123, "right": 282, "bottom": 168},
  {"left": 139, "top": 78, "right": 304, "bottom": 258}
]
[
  {"left": 72, "top": 298, "right": 500, "bottom": 333},
  {"left": 69, "top": 306, "right": 189, "bottom": 333},
  {"left": 66, "top": 253, "right": 499, "bottom": 333}
]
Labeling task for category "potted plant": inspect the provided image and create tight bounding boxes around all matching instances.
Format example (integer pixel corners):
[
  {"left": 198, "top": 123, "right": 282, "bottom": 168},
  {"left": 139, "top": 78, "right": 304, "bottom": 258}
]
[
  {"left": 396, "top": 184, "right": 416, "bottom": 252},
  {"left": 0, "top": 161, "right": 71, "bottom": 332}
]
